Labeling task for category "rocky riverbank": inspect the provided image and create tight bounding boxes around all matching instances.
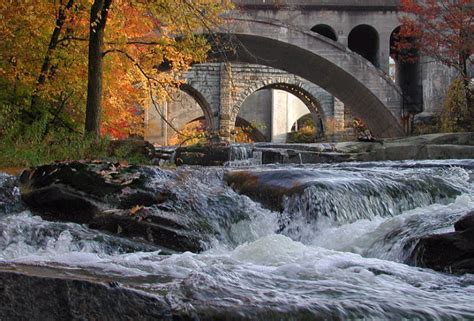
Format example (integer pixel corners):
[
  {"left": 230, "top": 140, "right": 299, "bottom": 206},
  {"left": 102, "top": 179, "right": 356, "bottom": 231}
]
[
  {"left": 19, "top": 162, "right": 207, "bottom": 253},
  {"left": 166, "top": 132, "right": 474, "bottom": 166},
  {"left": 1, "top": 159, "right": 473, "bottom": 320}
]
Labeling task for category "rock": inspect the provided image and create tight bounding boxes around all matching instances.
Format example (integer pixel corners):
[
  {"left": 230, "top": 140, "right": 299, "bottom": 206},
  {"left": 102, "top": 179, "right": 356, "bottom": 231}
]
[
  {"left": 454, "top": 211, "right": 474, "bottom": 231},
  {"left": 20, "top": 162, "right": 133, "bottom": 197},
  {"left": 0, "top": 173, "right": 22, "bottom": 214},
  {"left": 19, "top": 162, "right": 204, "bottom": 253},
  {"left": 22, "top": 185, "right": 99, "bottom": 224},
  {"left": 167, "top": 133, "right": 474, "bottom": 166},
  {"left": 0, "top": 267, "right": 178, "bottom": 321},
  {"left": 225, "top": 170, "right": 307, "bottom": 211},
  {"left": 409, "top": 211, "right": 474, "bottom": 274},
  {"left": 175, "top": 145, "right": 230, "bottom": 166},
  {"left": 89, "top": 210, "right": 202, "bottom": 253},
  {"left": 118, "top": 191, "right": 161, "bottom": 209}
]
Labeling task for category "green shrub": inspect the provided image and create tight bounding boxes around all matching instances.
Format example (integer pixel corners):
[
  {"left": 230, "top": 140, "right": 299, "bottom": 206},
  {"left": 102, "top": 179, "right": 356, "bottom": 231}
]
[
  {"left": 0, "top": 119, "right": 149, "bottom": 167},
  {"left": 287, "top": 126, "right": 317, "bottom": 143},
  {"left": 440, "top": 77, "right": 471, "bottom": 132}
]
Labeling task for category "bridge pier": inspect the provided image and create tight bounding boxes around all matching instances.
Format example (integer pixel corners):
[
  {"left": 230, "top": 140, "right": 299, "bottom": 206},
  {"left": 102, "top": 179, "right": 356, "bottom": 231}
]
[{"left": 218, "top": 63, "right": 235, "bottom": 143}]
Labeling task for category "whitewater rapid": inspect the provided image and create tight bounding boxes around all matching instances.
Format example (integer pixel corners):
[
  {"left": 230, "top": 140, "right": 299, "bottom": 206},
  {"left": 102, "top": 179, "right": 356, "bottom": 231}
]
[{"left": 1, "top": 160, "right": 473, "bottom": 319}]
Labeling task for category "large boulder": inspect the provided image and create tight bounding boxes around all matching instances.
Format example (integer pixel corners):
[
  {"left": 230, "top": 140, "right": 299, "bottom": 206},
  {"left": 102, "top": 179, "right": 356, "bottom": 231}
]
[
  {"left": 0, "top": 267, "right": 177, "bottom": 321},
  {"left": 20, "top": 162, "right": 203, "bottom": 253},
  {"left": 225, "top": 170, "right": 308, "bottom": 212},
  {"left": 409, "top": 210, "right": 474, "bottom": 274}
]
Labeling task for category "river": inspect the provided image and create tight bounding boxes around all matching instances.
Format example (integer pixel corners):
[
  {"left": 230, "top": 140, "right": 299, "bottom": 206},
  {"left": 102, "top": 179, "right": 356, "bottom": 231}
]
[{"left": 1, "top": 159, "right": 473, "bottom": 319}]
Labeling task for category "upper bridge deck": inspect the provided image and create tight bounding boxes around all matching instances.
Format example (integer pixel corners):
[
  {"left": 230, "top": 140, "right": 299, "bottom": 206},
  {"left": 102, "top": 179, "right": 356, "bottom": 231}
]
[{"left": 232, "top": 0, "right": 400, "bottom": 10}]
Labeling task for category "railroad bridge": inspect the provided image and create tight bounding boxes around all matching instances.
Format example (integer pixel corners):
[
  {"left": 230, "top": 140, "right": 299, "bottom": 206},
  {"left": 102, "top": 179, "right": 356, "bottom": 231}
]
[{"left": 145, "top": 0, "right": 453, "bottom": 144}]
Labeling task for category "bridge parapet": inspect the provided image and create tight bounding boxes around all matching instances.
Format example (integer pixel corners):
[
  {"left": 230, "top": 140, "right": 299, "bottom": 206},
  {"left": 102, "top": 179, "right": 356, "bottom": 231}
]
[{"left": 233, "top": 0, "right": 400, "bottom": 10}]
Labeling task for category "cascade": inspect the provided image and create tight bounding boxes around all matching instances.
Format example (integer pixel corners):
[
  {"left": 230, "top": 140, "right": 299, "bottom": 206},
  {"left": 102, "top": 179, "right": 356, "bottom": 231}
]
[
  {"left": 0, "top": 160, "right": 473, "bottom": 319},
  {"left": 225, "top": 144, "right": 263, "bottom": 167}
]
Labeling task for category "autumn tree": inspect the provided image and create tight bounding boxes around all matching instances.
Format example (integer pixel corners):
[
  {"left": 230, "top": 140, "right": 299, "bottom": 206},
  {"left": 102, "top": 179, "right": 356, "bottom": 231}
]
[
  {"left": 1, "top": 1, "right": 90, "bottom": 136},
  {"left": 85, "top": 0, "right": 111, "bottom": 137},
  {"left": 29, "top": 0, "right": 75, "bottom": 117},
  {"left": 395, "top": 0, "right": 473, "bottom": 130},
  {"left": 84, "top": 0, "right": 230, "bottom": 139},
  {"left": 1, "top": 0, "right": 229, "bottom": 140}
]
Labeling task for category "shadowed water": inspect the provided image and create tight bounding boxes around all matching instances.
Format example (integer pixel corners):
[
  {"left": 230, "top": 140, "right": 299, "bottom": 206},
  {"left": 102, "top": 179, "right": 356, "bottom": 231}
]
[{"left": 0, "top": 160, "right": 473, "bottom": 320}]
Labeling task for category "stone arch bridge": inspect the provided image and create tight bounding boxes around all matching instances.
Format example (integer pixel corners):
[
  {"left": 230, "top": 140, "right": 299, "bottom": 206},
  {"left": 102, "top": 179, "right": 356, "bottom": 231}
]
[
  {"left": 147, "top": 2, "right": 447, "bottom": 144},
  {"left": 183, "top": 63, "right": 336, "bottom": 136},
  {"left": 206, "top": 18, "right": 405, "bottom": 139}
]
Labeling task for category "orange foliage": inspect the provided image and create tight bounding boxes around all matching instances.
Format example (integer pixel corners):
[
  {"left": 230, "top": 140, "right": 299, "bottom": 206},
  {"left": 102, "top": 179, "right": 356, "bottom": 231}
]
[
  {"left": 233, "top": 126, "right": 256, "bottom": 143},
  {"left": 169, "top": 119, "right": 207, "bottom": 146},
  {"left": 0, "top": 0, "right": 231, "bottom": 138}
]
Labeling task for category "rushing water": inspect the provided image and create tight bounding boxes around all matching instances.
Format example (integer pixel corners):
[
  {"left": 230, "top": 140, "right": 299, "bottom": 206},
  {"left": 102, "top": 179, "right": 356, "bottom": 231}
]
[{"left": 1, "top": 160, "right": 474, "bottom": 319}]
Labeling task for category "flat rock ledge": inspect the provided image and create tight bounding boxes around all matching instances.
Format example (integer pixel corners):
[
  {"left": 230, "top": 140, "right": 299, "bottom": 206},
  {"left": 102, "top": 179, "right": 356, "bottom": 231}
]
[
  {"left": 160, "top": 132, "right": 474, "bottom": 166},
  {"left": 409, "top": 210, "right": 474, "bottom": 275},
  {"left": 0, "top": 265, "right": 179, "bottom": 321}
]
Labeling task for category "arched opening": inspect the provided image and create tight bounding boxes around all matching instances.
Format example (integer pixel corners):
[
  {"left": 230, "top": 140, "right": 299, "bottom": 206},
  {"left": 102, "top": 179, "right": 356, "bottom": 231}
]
[
  {"left": 169, "top": 116, "right": 207, "bottom": 146},
  {"left": 390, "top": 26, "right": 423, "bottom": 115},
  {"left": 311, "top": 24, "right": 337, "bottom": 41},
  {"left": 235, "top": 86, "right": 325, "bottom": 143},
  {"left": 348, "top": 25, "right": 379, "bottom": 67},
  {"left": 235, "top": 117, "right": 267, "bottom": 142},
  {"left": 145, "top": 89, "right": 211, "bottom": 146},
  {"left": 291, "top": 113, "right": 314, "bottom": 131},
  {"left": 234, "top": 89, "right": 271, "bottom": 142},
  {"left": 288, "top": 113, "right": 317, "bottom": 143}
]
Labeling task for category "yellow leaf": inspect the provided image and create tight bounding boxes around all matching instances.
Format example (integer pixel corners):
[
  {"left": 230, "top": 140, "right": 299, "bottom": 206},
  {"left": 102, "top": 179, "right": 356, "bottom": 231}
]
[{"left": 130, "top": 205, "right": 143, "bottom": 216}]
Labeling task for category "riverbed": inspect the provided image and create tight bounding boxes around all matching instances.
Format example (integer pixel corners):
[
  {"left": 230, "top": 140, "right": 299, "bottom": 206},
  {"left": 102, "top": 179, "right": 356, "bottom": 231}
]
[{"left": 1, "top": 159, "right": 473, "bottom": 319}]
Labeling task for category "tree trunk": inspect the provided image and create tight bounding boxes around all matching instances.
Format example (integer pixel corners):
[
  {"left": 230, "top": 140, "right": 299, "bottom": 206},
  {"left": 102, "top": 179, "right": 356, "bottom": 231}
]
[
  {"left": 460, "top": 52, "right": 472, "bottom": 131},
  {"left": 84, "top": 0, "right": 112, "bottom": 138},
  {"left": 28, "top": 0, "right": 75, "bottom": 121}
]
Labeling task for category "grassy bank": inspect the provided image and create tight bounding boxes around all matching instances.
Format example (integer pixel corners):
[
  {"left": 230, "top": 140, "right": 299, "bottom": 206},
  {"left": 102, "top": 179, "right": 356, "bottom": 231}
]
[{"left": 0, "top": 126, "right": 151, "bottom": 168}]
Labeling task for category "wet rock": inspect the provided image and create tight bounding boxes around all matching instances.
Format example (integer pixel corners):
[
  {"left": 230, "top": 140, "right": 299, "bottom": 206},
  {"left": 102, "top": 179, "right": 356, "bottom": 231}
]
[
  {"left": 454, "top": 211, "right": 474, "bottom": 232},
  {"left": 409, "top": 211, "right": 474, "bottom": 274},
  {"left": 19, "top": 162, "right": 204, "bottom": 252},
  {"left": 0, "top": 268, "right": 178, "bottom": 321},
  {"left": 118, "top": 191, "right": 160, "bottom": 209},
  {"left": 0, "top": 174, "right": 22, "bottom": 214},
  {"left": 174, "top": 133, "right": 474, "bottom": 166},
  {"left": 22, "top": 185, "right": 99, "bottom": 224},
  {"left": 225, "top": 170, "right": 307, "bottom": 211},
  {"left": 175, "top": 145, "right": 230, "bottom": 166},
  {"left": 89, "top": 210, "right": 202, "bottom": 253}
]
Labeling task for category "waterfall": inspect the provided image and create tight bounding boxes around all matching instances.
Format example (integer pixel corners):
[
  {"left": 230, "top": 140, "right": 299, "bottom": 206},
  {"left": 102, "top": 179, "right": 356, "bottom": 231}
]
[
  {"left": 278, "top": 163, "right": 472, "bottom": 243},
  {"left": 225, "top": 144, "right": 262, "bottom": 167},
  {"left": 1, "top": 159, "right": 473, "bottom": 320}
]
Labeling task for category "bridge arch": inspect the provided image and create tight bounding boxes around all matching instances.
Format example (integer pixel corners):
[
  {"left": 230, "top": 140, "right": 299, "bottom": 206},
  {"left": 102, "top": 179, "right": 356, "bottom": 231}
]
[
  {"left": 232, "top": 80, "right": 326, "bottom": 136},
  {"left": 235, "top": 116, "right": 268, "bottom": 142},
  {"left": 179, "top": 83, "right": 216, "bottom": 131},
  {"left": 348, "top": 24, "right": 380, "bottom": 67},
  {"left": 210, "top": 18, "right": 404, "bottom": 137},
  {"left": 311, "top": 24, "right": 338, "bottom": 41}
]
